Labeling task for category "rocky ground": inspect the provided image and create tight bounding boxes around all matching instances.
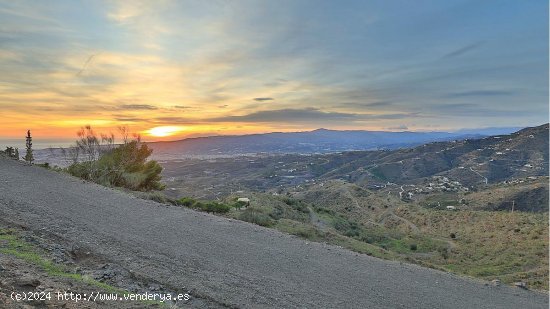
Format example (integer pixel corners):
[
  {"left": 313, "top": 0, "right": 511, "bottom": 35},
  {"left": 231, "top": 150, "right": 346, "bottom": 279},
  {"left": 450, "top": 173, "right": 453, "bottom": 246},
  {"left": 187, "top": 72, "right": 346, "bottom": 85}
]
[{"left": 0, "top": 223, "right": 183, "bottom": 308}]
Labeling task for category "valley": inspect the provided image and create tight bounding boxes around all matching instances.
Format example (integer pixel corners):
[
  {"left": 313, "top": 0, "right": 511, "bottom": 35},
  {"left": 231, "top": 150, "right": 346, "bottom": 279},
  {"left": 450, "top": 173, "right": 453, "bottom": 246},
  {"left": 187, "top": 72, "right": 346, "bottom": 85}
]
[{"left": 156, "top": 124, "right": 549, "bottom": 290}]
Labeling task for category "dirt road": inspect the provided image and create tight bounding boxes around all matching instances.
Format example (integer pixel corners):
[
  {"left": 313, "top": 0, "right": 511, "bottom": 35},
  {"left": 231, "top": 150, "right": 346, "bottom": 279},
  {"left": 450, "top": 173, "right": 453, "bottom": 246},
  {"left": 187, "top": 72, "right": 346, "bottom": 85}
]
[{"left": 0, "top": 158, "right": 547, "bottom": 308}]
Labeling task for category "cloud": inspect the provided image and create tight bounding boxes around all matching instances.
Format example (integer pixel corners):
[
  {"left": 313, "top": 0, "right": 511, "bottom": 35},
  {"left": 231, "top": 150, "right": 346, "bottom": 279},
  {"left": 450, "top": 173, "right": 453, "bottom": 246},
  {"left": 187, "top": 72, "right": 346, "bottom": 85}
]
[
  {"left": 173, "top": 105, "right": 191, "bottom": 109},
  {"left": 442, "top": 41, "right": 484, "bottom": 59},
  {"left": 115, "top": 117, "right": 147, "bottom": 122},
  {"left": 338, "top": 101, "right": 393, "bottom": 108},
  {"left": 444, "top": 90, "right": 515, "bottom": 98},
  {"left": 119, "top": 104, "right": 158, "bottom": 110},
  {"left": 154, "top": 117, "right": 198, "bottom": 124},
  {"left": 431, "top": 103, "right": 535, "bottom": 117},
  {"left": 207, "top": 108, "right": 417, "bottom": 123},
  {"left": 210, "top": 108, "right": 358, "bottom": 123},
  {"left": 253, "top": 97, "right": 274, "bottom": 102}
]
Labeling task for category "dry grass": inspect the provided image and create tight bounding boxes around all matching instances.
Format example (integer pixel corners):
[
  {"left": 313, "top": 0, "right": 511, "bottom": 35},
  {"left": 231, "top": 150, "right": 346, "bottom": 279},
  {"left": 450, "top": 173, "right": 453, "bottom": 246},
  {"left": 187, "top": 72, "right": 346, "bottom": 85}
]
[{"left": 396, "top": 207, "right": 549, "bottom": 290}]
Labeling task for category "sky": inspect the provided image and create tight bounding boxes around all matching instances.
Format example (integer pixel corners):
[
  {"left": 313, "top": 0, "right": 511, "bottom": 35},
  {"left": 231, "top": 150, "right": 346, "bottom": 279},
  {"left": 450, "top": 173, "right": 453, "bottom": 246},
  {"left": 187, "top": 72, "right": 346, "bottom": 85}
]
[{"left": 0, "top": 0, "right": 548, "bottom": 143}]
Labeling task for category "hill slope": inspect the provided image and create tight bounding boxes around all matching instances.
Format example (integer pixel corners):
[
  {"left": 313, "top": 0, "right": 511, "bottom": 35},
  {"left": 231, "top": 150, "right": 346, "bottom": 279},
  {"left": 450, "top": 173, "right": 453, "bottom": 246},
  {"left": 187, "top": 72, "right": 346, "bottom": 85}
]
[{"left": 0, "top": 158, "right": 547, "bottom": 308}]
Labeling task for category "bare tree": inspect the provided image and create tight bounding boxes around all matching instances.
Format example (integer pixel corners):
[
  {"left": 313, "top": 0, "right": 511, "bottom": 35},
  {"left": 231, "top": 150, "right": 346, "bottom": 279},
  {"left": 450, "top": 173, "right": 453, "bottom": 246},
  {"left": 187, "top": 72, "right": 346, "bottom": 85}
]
[
  {"left": 76, "top": 125, "right": 101, "bottom": 161},
  {"left": 101, "top": 132, "right": 116, "bottom": 153},
  {"left": 118, "top": 125, "right": 129, "bottom": 145}
]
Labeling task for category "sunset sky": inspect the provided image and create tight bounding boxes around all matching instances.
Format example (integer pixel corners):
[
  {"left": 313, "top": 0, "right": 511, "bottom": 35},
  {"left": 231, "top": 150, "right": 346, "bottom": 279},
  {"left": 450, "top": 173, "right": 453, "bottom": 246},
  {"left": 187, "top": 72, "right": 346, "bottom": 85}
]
[{"left": 0, "top": 0, "right": 548, "bottom": 143}]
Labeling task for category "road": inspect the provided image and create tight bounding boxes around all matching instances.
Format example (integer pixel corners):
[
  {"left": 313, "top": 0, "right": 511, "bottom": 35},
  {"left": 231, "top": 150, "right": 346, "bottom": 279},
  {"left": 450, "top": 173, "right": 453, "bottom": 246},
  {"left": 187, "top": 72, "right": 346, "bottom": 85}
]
[
  {"left": 0, "top": 158, "right": 547, "bottom": 308},
  {"left": 470, "top": 166, "right": 489, "bottom": 184}
]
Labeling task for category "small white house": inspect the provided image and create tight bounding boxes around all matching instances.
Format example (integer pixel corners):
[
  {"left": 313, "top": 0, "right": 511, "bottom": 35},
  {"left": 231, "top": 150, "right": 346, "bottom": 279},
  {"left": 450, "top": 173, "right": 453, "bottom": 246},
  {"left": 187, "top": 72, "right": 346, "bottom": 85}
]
[{"left": 446, "top": 206, "right": 457, "bottom": 210}]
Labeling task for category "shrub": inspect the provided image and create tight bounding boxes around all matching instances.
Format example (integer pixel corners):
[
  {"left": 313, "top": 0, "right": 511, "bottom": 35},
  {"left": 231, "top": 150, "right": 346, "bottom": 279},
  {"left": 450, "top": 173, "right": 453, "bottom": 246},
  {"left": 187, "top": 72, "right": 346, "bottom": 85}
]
[
  {"left": 177, "top": 197, "right": 196, "bottom": 207},
  {"left": 176, "top": 197, "right": 232, "bottom": 213},
  {"left": 239, "top": 208, "right": 274, "bottom": 227},
  {"left": 67, "top": 140, "right": 165, "bottom": 191},
  {"left": 281, "top": 197, "right": 309, "bottom": 213},
  {"left": 410, "top": 243, "right": 418, "bottom": 251},
  {"left": 143, "top": 192, "right": 167, "bottom": 203},
  {"left": 438, "top": 246, "right": 450, "bottom": 259},
  {"left": 202, "top": 201, "right": 231, "bottom": 213},
  {"left": 234, "top": 200, "right": 248, "bottom": 209}
]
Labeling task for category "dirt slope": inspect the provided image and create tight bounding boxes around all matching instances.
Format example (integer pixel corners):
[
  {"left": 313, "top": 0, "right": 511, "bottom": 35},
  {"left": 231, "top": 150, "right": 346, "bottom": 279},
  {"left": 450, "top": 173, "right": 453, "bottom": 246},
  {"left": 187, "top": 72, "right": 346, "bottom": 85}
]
[{"left": 0, "top": 158, "right": 547, "bottom": 308}]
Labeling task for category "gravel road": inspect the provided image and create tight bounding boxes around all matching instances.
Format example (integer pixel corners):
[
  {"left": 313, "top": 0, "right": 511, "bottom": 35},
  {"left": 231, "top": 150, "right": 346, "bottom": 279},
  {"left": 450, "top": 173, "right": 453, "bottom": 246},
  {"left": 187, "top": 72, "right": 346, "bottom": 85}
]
[{"left": 0, "top": 158, "right": 547, "bottom": 308}]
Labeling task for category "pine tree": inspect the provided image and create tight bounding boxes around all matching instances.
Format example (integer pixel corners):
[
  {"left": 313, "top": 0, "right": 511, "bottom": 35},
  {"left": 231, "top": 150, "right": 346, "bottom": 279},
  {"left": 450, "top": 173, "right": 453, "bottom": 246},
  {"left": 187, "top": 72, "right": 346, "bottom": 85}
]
[{"left": 24, "top": 130, "right": 34, "bottom": 164}]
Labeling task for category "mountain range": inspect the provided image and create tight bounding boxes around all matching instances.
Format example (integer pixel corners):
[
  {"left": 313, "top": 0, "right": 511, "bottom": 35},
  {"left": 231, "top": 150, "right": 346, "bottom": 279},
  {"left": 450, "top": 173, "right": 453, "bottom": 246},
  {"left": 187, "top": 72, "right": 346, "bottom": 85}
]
[{"left": 147, "top": 127, "right": 522, "bottom": 158}]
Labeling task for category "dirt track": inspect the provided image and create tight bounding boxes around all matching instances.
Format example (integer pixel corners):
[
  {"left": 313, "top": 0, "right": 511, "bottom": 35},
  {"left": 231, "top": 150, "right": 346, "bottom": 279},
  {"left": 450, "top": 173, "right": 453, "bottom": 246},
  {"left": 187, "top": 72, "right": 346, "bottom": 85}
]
[{"left": 0, "top": 158, "right": 548, "bottom": 308}]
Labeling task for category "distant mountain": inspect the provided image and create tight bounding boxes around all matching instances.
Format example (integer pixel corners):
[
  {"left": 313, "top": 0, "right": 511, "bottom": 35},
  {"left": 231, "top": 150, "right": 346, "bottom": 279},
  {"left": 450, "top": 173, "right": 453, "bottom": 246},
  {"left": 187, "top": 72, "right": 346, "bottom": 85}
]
[
  {"left": 313, "top": 124, "right": 549, "bottom": 187},
  {"left": 451, "top": 127, "right": 522, "bottom": 136},
  {"left": 147, "top": 127, "right": 521, "bottom": 158}
]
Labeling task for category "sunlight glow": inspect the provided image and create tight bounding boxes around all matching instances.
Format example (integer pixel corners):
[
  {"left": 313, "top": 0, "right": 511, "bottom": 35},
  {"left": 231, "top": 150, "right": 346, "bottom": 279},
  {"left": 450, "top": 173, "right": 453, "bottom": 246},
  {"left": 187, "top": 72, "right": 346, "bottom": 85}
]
[{"left": 146, "top": 126, "right": 185, "bottom": 137}]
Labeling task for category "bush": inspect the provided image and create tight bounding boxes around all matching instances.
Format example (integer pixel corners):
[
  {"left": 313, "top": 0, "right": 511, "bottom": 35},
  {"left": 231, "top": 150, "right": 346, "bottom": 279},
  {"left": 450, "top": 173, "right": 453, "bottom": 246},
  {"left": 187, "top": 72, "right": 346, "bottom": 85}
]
[
  {"left": 202, "top": 201, "right": 231, "bottom": 213},
  {"left": 177, "top": 197, "right": 196, "bottom": 207},
  {"left": 239, "top": 208, "right": 274, "bottom": 227},
  {"left": 67, "top": 140, "right": 165, "bottom": 191},
  {"left": 176, "top": 197, "right": 231, "bottom": 213},
  {"left": 410, "top": 243, "right": 418, "bottom": 251},
  {"left": 148, "top": 192, "right": 167, "bottom": 203},
  {"left": 234, "top": 200, "right": 248, "bottom": 209},
  {"left": 281, "top": 197, "right": 309, "bottom": 213}
]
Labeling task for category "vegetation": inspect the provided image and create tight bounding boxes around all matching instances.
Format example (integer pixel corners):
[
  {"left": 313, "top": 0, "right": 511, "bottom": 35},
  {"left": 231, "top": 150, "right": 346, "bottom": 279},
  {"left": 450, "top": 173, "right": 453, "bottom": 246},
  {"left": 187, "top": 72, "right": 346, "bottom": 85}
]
[
  {"left": 163, "top": 188, "right": 545, "bottom": 291},
  {"left": 66, "top": 126, "right": 164, "bottom": 191},
  {"left": 0, "top": 228, "right": 167, "bottom": 307},
  {"left": 238, "top": 207, "right": 274, "bottom": 227},
  {"left": 24, "top": 129, "right": 34, "bottom": 164},
  {"left": 175, "top": 197, "right": 233, "bottom": 213},
  {"left": 3, "top": 146, "right": 19, "bottom": 160}
]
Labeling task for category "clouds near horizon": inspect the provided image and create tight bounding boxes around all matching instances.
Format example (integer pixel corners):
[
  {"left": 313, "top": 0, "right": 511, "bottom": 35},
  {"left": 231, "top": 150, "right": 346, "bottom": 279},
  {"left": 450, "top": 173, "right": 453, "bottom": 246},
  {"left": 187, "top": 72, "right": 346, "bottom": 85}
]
[{"left": 0, "top": 0, "right": 547, "bottom": 139}]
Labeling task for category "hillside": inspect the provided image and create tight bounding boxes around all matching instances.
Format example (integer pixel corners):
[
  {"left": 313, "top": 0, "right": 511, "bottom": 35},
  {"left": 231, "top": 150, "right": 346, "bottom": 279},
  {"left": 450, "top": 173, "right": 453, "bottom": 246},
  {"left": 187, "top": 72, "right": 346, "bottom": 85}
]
[
  {"left": 151, "top": 125, "right": 549, "bottom": 291},
  {"left": 158, "top": 124, "right": 548, "bottom": 203},
  {"left": 1, "top": 158, "right": 547, "bottom": 308},
  {"left": 317, "top": 124, "right": 549, "bottom": 187}
]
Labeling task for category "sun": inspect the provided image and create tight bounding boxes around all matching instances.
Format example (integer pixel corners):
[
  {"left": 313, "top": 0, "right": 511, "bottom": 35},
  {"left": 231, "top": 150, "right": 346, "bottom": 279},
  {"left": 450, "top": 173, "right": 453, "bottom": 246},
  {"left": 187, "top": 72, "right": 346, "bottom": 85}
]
[{"left": 146, "top": 126, "right": 184, "bottom": 137}]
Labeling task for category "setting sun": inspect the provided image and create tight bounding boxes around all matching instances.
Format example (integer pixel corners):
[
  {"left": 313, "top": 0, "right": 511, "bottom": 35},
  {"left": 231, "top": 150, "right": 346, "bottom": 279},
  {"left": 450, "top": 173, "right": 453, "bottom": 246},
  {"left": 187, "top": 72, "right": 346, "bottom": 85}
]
[{"left": 146, "top": 126, "right": 185, "bottom": 137}]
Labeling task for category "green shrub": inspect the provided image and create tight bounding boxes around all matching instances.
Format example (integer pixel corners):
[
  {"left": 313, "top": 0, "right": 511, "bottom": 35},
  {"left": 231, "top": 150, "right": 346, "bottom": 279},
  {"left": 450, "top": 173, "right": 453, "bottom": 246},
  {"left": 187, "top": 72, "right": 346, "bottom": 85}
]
[
  {"left": 67, "top": 140, "right": 165, "bottom": 191},
  {"left": 202, "top": 201, "right": 231, "bottom": 213},
  {"left": 281, "top": 197, "right": 309, "bottom": 213},
  {"left": 176, "top": 197, "right": 231, "bottom": 213},
  {"left": 177, "top": 197, "right": 196, "bottom": 207},
  {"left": 234, "top": 200, "right": 248, "bottom": 209},
  {"left": 410, "top": 243, "right": 418, "bottom": 251},
  {"left": 239, "top": 208, "right": 274, "bottom": 227}
]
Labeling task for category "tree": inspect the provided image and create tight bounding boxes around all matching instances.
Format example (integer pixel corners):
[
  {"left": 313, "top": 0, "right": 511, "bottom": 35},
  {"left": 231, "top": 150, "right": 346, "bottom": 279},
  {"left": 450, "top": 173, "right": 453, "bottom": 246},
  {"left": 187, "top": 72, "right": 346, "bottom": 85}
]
[
  {"left": 24, "top": 130, "right": 34, "bottom": 164},
  {"left": 97, "top": 140, "right": 165, "bottom": 191},
  {"left": 66, "top": 126, "right": 165, "bottom": 191}
]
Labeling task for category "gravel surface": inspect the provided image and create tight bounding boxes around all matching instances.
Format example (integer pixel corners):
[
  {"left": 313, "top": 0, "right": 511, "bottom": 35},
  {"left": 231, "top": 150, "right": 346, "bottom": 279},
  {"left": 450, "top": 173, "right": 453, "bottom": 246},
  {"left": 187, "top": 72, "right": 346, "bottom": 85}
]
[{"left": 0, "top": 158, "right": 548, "bottom": 308}]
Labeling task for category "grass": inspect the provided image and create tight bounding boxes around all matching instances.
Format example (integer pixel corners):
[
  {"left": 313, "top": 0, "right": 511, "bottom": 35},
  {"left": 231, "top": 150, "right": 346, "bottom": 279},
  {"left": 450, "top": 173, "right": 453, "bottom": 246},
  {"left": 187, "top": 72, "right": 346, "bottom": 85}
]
[
  {"left": 395, "top": 207, "right": 549, "bottom": 290},
  {"left": 274, "top": 219, "right": 322, "bottom": 240},
  {"left": 0, "top": 228, "right": 166, "bottom": 307},
  {"left": 130, "top": 188, "right": 549, "bottom": 291}
]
